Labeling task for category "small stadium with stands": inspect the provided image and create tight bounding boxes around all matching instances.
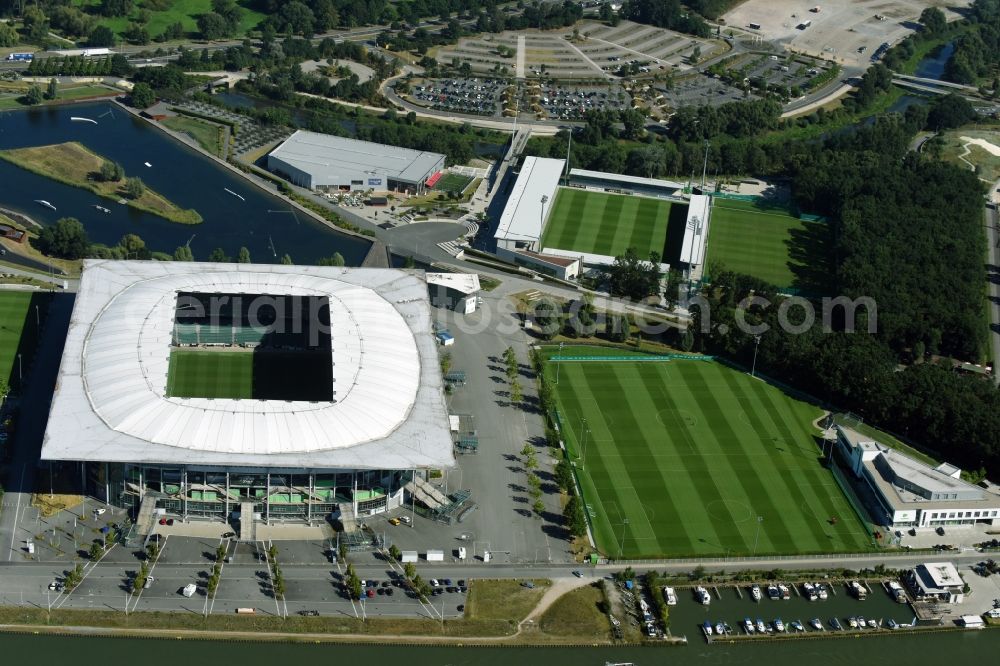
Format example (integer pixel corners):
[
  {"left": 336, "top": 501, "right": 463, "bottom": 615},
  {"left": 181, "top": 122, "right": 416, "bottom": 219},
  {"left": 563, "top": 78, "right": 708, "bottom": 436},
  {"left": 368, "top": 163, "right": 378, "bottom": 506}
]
[{"left": 544, "top": 346, "right": 874, "bottom": 559}]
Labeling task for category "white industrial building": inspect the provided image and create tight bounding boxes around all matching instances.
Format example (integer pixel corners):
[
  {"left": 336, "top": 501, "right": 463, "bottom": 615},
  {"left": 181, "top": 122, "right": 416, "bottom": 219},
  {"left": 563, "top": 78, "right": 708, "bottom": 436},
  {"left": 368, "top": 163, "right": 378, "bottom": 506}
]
[
  {"left": 836, "top": 425, "right": 1000, "bottom": 530},
  {"left": 426, "top": 272, "right": 481, "bottom": 314},
  {"left": 493, "top": 156, "right": 565, "bottom": 252},
  {"left": 267, "top": 130, "right": 446, "bottom": 194},
  {"left": 41, "top": 261, "right": 456, "bottom": 527}
]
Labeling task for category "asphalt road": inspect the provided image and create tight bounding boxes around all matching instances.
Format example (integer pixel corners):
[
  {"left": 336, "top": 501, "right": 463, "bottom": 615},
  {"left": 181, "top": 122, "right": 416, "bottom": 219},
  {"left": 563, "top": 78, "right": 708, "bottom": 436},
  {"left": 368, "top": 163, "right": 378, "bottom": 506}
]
[{"left": 984, "top": 183, "right": 1000, "bottom": 385}]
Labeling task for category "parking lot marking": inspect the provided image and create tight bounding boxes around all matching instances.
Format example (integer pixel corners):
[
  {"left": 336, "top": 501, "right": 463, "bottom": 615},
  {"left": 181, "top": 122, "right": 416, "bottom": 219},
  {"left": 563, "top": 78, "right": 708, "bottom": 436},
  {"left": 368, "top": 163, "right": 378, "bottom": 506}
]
[
  {"left": 263, "top": 540, "right": 285, "bottom": 617},
  {"left": 6, "top": 464, "right": 25, "bottom": 561},
  {"left": 206, "top": 536, "right": 225, "bottom": 616},
  {"left": 55, "top": 543, "right": 118, "bottom": 609},
  {"left": 129, "top": 533, "right": 169, "bottom": 613}
]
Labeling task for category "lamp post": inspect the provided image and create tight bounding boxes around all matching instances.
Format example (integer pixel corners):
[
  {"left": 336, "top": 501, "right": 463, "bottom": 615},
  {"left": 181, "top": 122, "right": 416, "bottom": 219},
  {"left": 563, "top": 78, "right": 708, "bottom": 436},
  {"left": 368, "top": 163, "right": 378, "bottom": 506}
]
[
  {"left": 753, "top": 515, "right": 763, "bottom": 555},
  {"left": 751, "top": 335, "right": 762, "bottom": 378}
]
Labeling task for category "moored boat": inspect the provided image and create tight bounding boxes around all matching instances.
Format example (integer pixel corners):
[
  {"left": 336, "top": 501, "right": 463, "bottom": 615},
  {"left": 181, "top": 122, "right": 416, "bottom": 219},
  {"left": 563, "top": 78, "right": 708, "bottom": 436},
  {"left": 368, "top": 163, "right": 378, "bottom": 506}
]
[
  {"left": 848, "top": 616, "right": 858, "bottom": 629},
  {"left": 750, "top": 584, "right": 762, "bottom": 601},
  {"left": 789, "top": 620, "right": 804, "bottom": 632},
  {"left": 756, "top": 618, "right": 767, "bottom": 633},
  {"left": 830, "top": 617, "right": 843, "bottom": 630},
  {"left": 849, "top": 580, "right": 867, "bottom": 599},
  {"left": 663, "top": 586, "right": 677, "bottom": 606},
  {"left": 744, "top": 617, "right": 755, "bottom": 634},
  {"left": 803, "top": 582, "right": 818, "bottom": 601},
  {"left": 715, "top": 622, "right": 725, "bottom": 636},
  {"left": 695, "top": 586, "right": 711, "bottom": 605},
  {"left": 809, "top": 618, "right": 823, "bottom": 631},
  {"left": 703, "top": 620, "right": 713, "bottom": 636},
  {"left": 778, "top": 583, "right": 790, "bottom": 600},
  {"left": 774, "top": 618, "right": 785, "bottom": 633},
  {"left": 766, "top": 584, "right": 780, "bottom": 600}
]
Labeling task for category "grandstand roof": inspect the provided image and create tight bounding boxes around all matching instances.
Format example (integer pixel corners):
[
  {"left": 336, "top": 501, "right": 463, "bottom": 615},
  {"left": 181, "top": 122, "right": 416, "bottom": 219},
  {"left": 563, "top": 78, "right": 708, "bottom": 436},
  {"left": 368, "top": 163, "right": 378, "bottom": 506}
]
[
  {"left": 268, "top": 130, "right": 445, "bottom": 186},
  {"left": 41, "top": 261, "right": 454, "bottom": 470},
  {"left": 494, "top": 156, "right": 565, "bottom": 244},
  {"left": 680, "top": 194, "right": 711, "bottom": 266},
  {"left": 568, "top": 168, "right": 684, "bottom": 191}
]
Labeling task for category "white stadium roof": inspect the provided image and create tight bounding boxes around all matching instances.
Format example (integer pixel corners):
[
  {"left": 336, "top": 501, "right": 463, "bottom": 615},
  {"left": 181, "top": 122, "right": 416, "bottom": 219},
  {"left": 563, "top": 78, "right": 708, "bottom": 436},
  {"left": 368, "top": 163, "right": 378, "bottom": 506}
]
[
  {"left": 680, "top": 194, "right": 711, "bottom": 266},
  {"left": 41, "top": 261, "right": 454, "bottom": 470},
  {"left": 494, "top": 156, "right": 565, "bottom": 244}
]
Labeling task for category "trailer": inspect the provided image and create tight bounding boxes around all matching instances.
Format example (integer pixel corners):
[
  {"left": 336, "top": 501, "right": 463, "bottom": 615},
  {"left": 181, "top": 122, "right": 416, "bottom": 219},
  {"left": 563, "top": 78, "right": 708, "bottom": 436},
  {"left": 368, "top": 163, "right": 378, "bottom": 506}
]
[
  {"left": 425, "top": 549, "right": 445, "bottom": 562},
  {"left": 5, "top": 52, "right": 33, "bottom": 62},
  {"left": 401, "top": 550, "right": 418, "bottom": 563}
]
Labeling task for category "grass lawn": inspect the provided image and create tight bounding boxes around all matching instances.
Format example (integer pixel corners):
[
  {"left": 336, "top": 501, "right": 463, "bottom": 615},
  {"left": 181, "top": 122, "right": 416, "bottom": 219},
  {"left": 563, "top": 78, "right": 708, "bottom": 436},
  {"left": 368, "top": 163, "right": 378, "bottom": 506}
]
[
  {"left": 0, "top": 292, "right": 33, "bottom": 387},
  {"left": 161, "top": 115, "right": 226, "bottom": 157},
  {"left": 939, "top": 127, "right": 1000, "bottom": 184},
  {"left": 538, "top": 583, "right": 610, "bottom": 640},
  {"left": 707, "top": 199, "right": 826, "bottom": 291},
  {"left": 541, "top": 188, "right": 679, "bottom": 258},
  {"left": 71, "top": 0, "right": 265, "bottom": 40},
  {"left": 0, "top": 84, "right": 116, "bottom": 111},
  {"left": 166, "top": 349, "right": 333, "bottom": 401},
  {"left": 465, "top": 579, "right": 550, "bottom": 622},
  {"left": 547, "top": 349, "right": 875, "bottom": 558},
  {"left": 432, "top": 172, "right": 474, "bottom": 193},
  {"left": 0, "top": 142, "right": 202, "bottom": 224}
]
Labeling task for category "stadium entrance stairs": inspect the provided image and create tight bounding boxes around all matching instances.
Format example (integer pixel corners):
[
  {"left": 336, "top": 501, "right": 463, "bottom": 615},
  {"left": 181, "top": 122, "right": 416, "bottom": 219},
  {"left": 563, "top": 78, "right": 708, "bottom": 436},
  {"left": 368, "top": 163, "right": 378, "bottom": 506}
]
[
  {"left": 136, "top": 494, "right": 158, "bottom": 539},
  {"left": 404, "top": 475, "right": 448, "bottom": 510},
  {"left": 239, "top": 501, "right": 256, "bottom": 542},
  {"left": 337, "top": 502, "right": 357, "bottom": 533}
]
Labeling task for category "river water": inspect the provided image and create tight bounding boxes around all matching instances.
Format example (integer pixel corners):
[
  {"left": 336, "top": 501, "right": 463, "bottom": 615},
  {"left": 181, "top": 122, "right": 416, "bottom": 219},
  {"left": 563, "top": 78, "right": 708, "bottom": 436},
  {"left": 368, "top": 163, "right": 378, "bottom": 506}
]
[
  {"left": 0, "top": 627, "right": 996, "bottom": 664},
  {"left": 0, "top": 102, "right": 369, "bottom": 265}
]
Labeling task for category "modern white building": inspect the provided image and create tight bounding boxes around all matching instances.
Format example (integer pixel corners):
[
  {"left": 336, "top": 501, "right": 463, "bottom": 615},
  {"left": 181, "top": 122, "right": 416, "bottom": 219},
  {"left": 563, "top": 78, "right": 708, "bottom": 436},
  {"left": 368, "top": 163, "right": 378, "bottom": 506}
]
[
  {"left": 836, "top": 425, "right": 1000, "bottom": 530},
  {"left": 680, "top": 194, "right": 711, "bottom": 280},
  {"left": 496, "top": 247, "right": 580, "bottom": 280},
  {"left": 567, "top": 168, "right": 683, "bottom": 198},
  {"left": 41, "top": 261, "right": 454, "bottom": 525},
  {"left": 267, "top": 130, "right": 446, "bottom": 194},
  {"left": 426, "top": 272, "right": 481, "bottom": 314},
  {"left": 907, "top": 562, "right": 966, "bottom": 603}
]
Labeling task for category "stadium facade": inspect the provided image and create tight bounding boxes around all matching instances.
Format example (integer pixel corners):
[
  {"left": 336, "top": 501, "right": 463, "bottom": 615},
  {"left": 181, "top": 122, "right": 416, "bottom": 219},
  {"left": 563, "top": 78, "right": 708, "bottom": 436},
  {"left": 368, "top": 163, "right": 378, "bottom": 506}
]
[
  {"left": 267, "top": 130, "right": 446, "bottom": 194},
  {"left": 41, "top": 261, "right": 454, "bottom": 526}
]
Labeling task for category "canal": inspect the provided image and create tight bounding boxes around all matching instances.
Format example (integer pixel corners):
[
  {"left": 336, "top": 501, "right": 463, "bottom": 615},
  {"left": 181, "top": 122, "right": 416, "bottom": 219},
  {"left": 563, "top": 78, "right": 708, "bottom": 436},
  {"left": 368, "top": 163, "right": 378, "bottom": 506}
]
[
  {"left": 0, "top": 627, "right": 996, "bottom": 665},
  {"left": 0, "top": 102, "right": 370, "bottom": 266}
]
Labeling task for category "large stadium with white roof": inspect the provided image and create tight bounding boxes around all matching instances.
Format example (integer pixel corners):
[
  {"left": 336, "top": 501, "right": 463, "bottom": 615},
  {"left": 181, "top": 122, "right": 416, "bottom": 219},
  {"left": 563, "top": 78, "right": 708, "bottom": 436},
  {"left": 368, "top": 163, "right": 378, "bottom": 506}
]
[{"left": 41, "top": 261, "right": 454, "bottom": 526}]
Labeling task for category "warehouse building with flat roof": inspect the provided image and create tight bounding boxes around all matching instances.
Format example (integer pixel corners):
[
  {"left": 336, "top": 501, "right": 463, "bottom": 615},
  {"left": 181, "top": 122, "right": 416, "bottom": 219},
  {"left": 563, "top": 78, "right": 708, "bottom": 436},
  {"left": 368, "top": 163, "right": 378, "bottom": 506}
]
[{"left": 267, "top": 130, "right": 446, "bottom": 194}]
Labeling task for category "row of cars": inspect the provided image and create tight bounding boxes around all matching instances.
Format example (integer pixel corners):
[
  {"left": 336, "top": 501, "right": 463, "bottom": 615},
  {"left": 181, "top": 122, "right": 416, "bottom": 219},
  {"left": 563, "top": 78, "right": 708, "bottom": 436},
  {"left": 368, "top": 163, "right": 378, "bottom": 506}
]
[
  {"left": 410, "top": 78, "right": 505, "bottom": 116},
  {"left": 535, "top": 86, "right": 630, "bottom": 120}
]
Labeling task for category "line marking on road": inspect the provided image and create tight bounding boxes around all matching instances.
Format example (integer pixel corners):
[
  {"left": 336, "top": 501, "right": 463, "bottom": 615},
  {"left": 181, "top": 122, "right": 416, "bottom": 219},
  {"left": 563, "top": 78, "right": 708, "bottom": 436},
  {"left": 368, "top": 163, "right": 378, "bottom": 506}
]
[
  {"left": 6, "top": 464, "right": 26, "bottom": 561},
  {"left": 131, "top": 534, "right": 168, "bottom": 613}
]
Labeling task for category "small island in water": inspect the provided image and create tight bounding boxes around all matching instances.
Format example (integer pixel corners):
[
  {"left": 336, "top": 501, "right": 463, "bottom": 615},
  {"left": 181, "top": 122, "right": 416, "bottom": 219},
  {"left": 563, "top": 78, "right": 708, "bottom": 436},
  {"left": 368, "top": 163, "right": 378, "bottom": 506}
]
[{"left": 0, "top": 141, "right": 202, "bottom": 225}]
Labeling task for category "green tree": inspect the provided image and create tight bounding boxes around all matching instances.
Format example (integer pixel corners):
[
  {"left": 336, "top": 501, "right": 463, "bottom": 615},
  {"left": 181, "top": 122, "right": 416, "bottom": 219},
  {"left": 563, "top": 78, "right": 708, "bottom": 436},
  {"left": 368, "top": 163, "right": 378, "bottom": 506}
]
[
  {"left": 129, "top": 82, "right": 155, "bottom": 109},
  {"left": 88, "top": 25, "right": 116, "bottom": 48},
  {"left": 117, "top": 233, "right": 150, "bottom": 259},
  {"left": 38, "top": 217, "right": 90, "bottom": 259},
  {"left": 510, "top": 378, "right": 522, "bottom": 405},
  {"left": 563, "top": 495, "right": 587, "bottom": 537},
  {"left": 237, "top": 246, "right": 251, "bottom": 263},
  {"left": 0, "top": 379, "right": 10, "bottom": 402},
  {"left": 45, "top": 78, "right": 58, "bottom": 101},
  {"left": 388, "top": 544, "right": 402, "bottom": 561},
  {"left": 89, "top": 541, "right": 104, "bottom": 561},
  {"left": 125, "top": 177, "right": 145, "bottom": 199},
  {"left": 24, "top": 85, "right": 43, "bottom": 106},
  {"left": 100, "top": 160, "right": 124, "bottom": 182},
  {"left": 440, "top": 351, "right": 452, "bottom": 375},
  {"left": 554, "top": 459, "right": 573, "bottom": 491},
  {"left": 280, "top": 253, "right": 293, "bottom": 265},
  {"left": 208, "top": 248, "right": 229, "bottom": 262},
  {"left": 605, "top": 248, "right": 662, "bottom": 301},
  {"left": 317, "top": 252, "right": 345, "bottom": 266},
  {"left": 173, "top": 245, "right": 194, "bottom": 262},
  {"left": 919, "top": 7, "right": 947, "bottom": 35},
  {"left": 403, "top": 562, "right": 416, "bottom": 580},
  {"left": 132, "top": 561, "right": 149, "bottom": 594},
  {"left": 23, "top": 7, "right": 49, "bottom": 44},
  {"left": 533, "top": 499, "right": 545, "bottom": 516},
  {"left": 197, "top": 12, "right": 230, "bottom": 40},
  {"left": 0, "top": 21, "right": 18, "bottom": 47}
]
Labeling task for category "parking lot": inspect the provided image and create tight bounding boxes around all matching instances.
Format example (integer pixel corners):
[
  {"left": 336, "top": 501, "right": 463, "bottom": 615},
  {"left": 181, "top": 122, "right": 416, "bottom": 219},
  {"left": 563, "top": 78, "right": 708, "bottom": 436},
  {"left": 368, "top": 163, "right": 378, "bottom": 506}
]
[
  {"left": 408, "top": 77, "right": 508, "bottom": 117},
  {"left": 723, "top": 0, "right": 973, "bottom": 67},
  {"left": 529, "top": 82, "right": 631, "bottom": 120},
  {"left": 578, "top": 19, "right": 724, "bottom": 74}
]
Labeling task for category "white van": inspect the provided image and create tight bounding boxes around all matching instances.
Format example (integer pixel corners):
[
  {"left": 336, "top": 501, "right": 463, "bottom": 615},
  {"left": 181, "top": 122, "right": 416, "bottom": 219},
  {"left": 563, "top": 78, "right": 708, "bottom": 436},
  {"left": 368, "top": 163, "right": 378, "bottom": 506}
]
[{"left": 182, "top": 583, "right": 197, "bottom": 597}]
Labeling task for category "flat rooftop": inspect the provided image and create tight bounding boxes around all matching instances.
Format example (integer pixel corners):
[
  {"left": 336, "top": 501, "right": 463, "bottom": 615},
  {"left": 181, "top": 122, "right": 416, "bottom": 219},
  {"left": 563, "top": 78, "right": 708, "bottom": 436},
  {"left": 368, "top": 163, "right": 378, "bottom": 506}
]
[
  {"left": 269, "top": 130, "right": 445, "bottom": 184},
  {"left": 426, "top": 272, "right": 481, "bottom": 295},
  {"left": 569, "top": 168, "right": 684, "bottom": 191},
  {"left": 41, "top": 261, "right": 454, "bottom": 471}
]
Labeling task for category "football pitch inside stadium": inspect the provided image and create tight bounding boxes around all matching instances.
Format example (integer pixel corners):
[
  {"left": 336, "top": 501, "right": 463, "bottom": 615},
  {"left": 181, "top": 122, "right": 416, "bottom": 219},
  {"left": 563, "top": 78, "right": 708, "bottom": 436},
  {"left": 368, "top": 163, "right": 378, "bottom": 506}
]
[
  {"left": 705, "top": 199, "right": 816, "bottom": 289},
  {"left": 547, "top": 349, "right": 874, "bottom": 558},
  {"left": 166, "top": 349, "right": 333, "bottom": 401},
  {"left": 0, "top": 292, "right": 33, "bottom": 385},
  {"left": 540, "top": 188, "right": 684, "bottom": 258}
]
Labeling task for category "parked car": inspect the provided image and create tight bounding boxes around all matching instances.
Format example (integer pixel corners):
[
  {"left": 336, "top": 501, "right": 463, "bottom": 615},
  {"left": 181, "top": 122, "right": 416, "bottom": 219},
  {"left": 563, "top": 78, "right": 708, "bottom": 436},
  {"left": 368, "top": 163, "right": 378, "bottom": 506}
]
[{"left": 298, "top": 610, "right": 320, "bottom": 616}]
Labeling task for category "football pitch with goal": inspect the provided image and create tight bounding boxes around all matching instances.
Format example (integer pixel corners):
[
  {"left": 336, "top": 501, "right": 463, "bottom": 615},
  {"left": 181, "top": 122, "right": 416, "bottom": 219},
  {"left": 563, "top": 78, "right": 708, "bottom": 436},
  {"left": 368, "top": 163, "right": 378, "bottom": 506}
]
[
  {"left": 0, "top": 292, "right": 34, "bottom": 386},
  {"left": 547, "top": 350, "right": 874, "bottom": 558},
  {"left": 706, "top": 199, "right": 815, "bottom": 289},
  {"left": 541, "top": 188, "right": 681, "bottom": 258}
]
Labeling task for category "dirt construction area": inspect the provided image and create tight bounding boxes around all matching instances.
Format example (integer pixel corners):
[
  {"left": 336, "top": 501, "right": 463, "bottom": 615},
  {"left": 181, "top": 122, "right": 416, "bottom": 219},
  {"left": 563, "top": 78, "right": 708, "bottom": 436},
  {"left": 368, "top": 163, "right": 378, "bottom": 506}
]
[{"left": 723, "top": 0, "right": 972, "bottom": 67}]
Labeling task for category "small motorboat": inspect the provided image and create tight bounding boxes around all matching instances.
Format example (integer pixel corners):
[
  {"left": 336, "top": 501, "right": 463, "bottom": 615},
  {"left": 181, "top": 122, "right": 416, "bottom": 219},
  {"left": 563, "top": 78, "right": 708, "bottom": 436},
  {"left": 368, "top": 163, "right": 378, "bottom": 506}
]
[
  {"left": 756, "top": 618, "right": 767, "bottom": 633},
  {"left": 750, "top": 584, "right": 762, "bottom": 601},
  {"left": 830, "top": 617, "right": 843, "bottom": 631},
  {"left": 803, "top": 582, "right": 818, "bottom": 601},
  {"left": 70, "top": 116, "right": 97, "bottom": 124},
  {"left": 224, "top": 187, "right": 245, "bottom": 201},
  {"left": 789, "top": 620, "right": 804, "bottom": 632},
  {"left": 848, "top": 616, "right": 858, "bottom": 629},
  {"left": 34, "top": 199, "right": 56, "bottom": 211},
  {"left": 715, "top": 622, "right": 725, "bottom": 636},
  {"left": 867, "top": 619, "right": 878, "bottom": 629},
  {"left": 744, "top": 617, "right": 755, "bottom": 634},
  {"left": 766, "top": 584, "right": 781, "bottom": 600},
  {"left": 774, "top": 618, "right": 785, "bottom": 633},
  {"left": 778, "top": 583, "right": 791, "bottom": 600},
  {"left": 695, "top": 586, "right": 711, "bottom": 605},
  {"left": 817, "top": 584, "right": 828, "bottom": 600},
  {"left": 703, "top": 620, "right": 713, "bottom": 636},
  {"left": 858, "top": 616, "right": 868, "bottom": 628},
  {"left": 663, "top": 586, "right": 677, "bottom": 606},
  {"left": 144, "top": 161, "right": 152, "bottom": 167},
  {"left": 887, "top": 618, "right": 899, "bottom": 630},
  {"left": 809, "top": 618, "right": 823, "bottom": 631}
]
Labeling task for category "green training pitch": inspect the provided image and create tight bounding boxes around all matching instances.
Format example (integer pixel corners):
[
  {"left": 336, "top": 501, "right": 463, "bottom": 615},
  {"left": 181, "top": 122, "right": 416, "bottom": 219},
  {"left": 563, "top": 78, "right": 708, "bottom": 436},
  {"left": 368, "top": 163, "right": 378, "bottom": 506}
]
[
  {"left": 541, "top": 188, "right": 679, "bottom": 258},
  {"left": 706, "top": 200, "right": 816, "bottom": 289},
  {"left": 0, "top": 292, "right": 33, "bottom": 387},
  {"left": 548, "top": 350, "right": 874, "bottom": 558},
  {"left": 166, "top": 349, "right": 333, "bottom": 401}
]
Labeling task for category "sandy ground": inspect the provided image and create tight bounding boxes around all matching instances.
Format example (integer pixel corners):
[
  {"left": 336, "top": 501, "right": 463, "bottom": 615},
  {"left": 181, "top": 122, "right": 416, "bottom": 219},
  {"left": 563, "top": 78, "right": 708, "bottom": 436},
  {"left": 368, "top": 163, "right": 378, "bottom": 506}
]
[
  {"left": 961, "top": 136, "right": 1000, "bottom": 158},
  {"left": 723, "top": 0, "right": 972, "bottom": 67},
  {"left": 522, "top": 576, "right": 594, "bottom": 624}
]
